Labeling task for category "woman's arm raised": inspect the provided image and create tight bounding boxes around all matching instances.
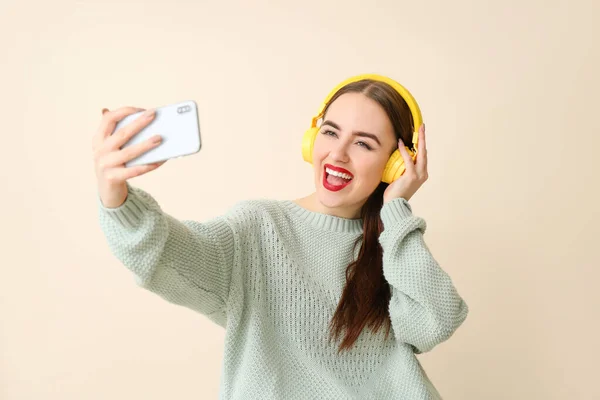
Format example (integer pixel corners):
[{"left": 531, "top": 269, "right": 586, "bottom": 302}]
[
  {"left": 378, "top": 198, "right": 469, "bottom": 353},
  {"left": 93, "top": 106, "right": 236, "bottom": 327}
]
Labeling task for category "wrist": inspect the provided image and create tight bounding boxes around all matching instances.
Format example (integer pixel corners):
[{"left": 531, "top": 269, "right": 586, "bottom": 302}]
[
  {"left": 380, "top": 197, "right": 413, "bottom": 225},
  {"left": 98, "top": 182, "right": 128, "bottom": 209},
  {"left": 383, "top": 194, "right": 409, "bottom": 204}
]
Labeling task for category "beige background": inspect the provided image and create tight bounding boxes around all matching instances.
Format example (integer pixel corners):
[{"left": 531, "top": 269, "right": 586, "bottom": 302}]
[{"left": 1, "top": 0, "right": 598, "bottom": 399}]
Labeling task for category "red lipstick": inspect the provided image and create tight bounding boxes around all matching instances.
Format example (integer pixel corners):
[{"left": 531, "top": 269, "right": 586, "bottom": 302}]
[{"left": 323, "top": 163, "right": 353, "bottom": 192}]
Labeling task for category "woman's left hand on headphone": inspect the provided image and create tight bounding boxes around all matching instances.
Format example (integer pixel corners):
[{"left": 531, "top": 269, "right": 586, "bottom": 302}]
[{"left": 383, "top": 124, "right": 428, "bottom": 203}]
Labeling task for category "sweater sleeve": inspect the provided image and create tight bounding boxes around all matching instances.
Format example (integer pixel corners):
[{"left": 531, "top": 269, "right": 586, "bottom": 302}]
[
  {"left": 97, "top": 183, "right": 236, "bottom": 328},
  {"left": 378, "top": 198, "right": 469, "bottom": 354}
]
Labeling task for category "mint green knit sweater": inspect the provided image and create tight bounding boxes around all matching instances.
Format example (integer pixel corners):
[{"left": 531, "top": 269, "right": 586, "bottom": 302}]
[{"left": 97, "top": 183, "right": 469, "bottom": 399}]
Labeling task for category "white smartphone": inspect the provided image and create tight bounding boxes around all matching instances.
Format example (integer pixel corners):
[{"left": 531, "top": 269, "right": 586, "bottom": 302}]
[{"left": 114, "top": 100, "right": 202, "bottom": 167}]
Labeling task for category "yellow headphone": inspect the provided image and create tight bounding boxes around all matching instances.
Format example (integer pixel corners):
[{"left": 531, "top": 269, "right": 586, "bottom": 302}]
[{"left": 301, "top": 73, "right": 423, "bottom": 184}]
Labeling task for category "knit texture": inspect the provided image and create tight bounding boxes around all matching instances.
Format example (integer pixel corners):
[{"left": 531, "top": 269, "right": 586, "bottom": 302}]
[{"left": 97, "top": 183, "right": 469, "bottom": 400}]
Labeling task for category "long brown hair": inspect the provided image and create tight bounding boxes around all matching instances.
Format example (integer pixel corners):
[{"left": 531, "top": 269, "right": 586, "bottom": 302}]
[{"left": 325, "top": 79, "right": 415, "bottom": 353}]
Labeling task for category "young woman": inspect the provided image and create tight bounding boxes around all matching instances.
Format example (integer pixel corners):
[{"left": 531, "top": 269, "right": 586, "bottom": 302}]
[{"left": 93, "top": 74, "right": 469, "bottom": 399}]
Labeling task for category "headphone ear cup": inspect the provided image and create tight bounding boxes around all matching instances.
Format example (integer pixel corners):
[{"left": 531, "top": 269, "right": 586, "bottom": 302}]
[
  {"left": 381, "top": 150, "right": 403, "bottom": 183},
  {"left": 381, "top": 146, "right": 416, "bottom": 183},
  {"left": 302, "top": 127, "right": 319, "bottom": 164}
]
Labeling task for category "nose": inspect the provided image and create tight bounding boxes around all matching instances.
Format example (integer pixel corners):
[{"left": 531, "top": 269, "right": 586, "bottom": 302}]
[{"left": 329, "top": 140, "right": 350, "bottom": 163}]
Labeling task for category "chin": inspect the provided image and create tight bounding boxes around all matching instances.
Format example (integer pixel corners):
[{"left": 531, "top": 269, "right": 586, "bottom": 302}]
[
  {"left": 315, "top": 189, "right": 348, "bottom": 209},
  {"left": 313, "top": 179, "right": 362, "bottom": 215}
]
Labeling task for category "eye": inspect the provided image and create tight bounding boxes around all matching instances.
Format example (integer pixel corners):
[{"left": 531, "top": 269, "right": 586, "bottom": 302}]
[
  {"left": 356, "top": 141, "right": 372, "bottom": 150},
  {"left": 321, "top": 129, "right": 337, "bottom": 137}
]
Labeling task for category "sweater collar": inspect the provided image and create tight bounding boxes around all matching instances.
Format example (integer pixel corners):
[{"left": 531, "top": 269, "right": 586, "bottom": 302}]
[{"left": 282, "top": 200, "right": 363, "bottom": 235}]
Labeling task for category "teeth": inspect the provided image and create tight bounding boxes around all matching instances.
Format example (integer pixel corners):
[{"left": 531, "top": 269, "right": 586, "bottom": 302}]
[{"left": 326, "top": 167, "right": 352, "bottom": 180}]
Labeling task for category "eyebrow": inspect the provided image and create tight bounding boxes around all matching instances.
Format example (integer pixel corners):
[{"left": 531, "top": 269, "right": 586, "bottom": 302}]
[{"left": 321, "top": 120, "right": 382, "bottom": 146}]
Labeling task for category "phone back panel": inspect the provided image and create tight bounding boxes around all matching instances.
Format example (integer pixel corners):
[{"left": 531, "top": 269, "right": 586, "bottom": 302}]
[{"left": 114, "top": 100, "right": 201, "bottom": 167}]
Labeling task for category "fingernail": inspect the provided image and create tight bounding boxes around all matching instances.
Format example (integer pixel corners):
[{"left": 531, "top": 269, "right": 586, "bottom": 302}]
[
  {"left": 102, "top": 108, "right": 109, "bottom": 115},
  {"left": 144, "top": 108, "right": 156, "bottom": 118},
  {"left": 152, "top": 134, "right": 162, "bottom": 143}
]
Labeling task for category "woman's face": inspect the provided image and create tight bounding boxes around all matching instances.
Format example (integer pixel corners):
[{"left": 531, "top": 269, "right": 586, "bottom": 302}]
[{"left": 311, "top": 92, "right": 397, "bottom": 218}]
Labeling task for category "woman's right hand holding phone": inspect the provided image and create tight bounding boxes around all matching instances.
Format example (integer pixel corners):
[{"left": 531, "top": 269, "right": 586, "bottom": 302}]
[{"left": 93, "top": 107, "right": 166, "bottom": 208}]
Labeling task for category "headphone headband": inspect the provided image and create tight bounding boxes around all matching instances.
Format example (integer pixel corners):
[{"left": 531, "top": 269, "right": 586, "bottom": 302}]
[{"left": 311, "top": 73, "right": 423, "bottom": 149}]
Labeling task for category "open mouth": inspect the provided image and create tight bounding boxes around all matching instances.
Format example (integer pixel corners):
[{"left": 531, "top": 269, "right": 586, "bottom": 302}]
[{"left": 323, "top": 164, "right": 353, "bottom": 192}]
